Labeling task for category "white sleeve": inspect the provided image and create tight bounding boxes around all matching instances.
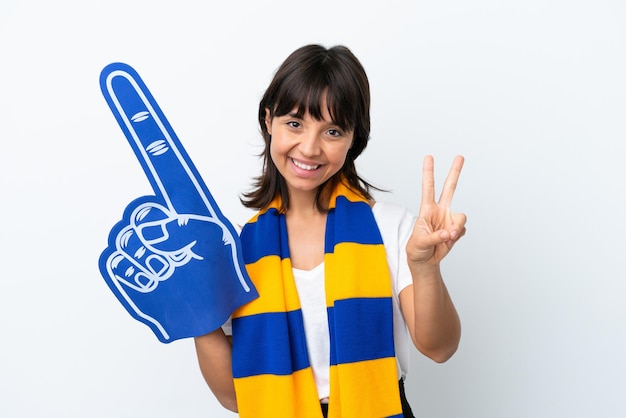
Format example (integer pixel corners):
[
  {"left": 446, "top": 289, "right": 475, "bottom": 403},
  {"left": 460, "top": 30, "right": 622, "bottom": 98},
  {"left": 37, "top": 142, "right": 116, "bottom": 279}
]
[
  {"left": 373, "top": 201, "right": 416, "bottom": 295},
  {"left": 222, "top": 317, "right": 232, "bottom": 336}
]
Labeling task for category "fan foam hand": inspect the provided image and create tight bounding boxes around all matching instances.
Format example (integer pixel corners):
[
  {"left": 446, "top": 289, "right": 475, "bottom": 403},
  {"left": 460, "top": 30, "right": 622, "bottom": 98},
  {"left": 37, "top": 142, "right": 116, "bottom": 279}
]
[{"left": 98, "top": 63, "right": 258, "bottom": 343}]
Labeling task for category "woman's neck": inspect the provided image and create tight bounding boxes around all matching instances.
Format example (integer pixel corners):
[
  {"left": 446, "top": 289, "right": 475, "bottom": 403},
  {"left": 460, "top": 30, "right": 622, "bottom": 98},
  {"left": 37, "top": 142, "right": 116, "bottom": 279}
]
[{"left": 285, "top": 184, "right": 331, "bottom": 216}]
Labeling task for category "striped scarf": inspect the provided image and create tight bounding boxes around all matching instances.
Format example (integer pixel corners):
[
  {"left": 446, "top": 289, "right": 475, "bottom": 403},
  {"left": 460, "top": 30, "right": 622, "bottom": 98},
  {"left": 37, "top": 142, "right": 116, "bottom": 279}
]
[{"left": 231, "top": 180, "right": 403, "bottom": 418}]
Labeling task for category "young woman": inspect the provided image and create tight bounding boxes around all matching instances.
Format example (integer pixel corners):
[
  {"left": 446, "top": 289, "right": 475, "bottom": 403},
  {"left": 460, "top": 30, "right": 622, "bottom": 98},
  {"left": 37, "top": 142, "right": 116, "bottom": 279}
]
[{"left": 194, "top": 44, "right": 466, "bottom": 418}]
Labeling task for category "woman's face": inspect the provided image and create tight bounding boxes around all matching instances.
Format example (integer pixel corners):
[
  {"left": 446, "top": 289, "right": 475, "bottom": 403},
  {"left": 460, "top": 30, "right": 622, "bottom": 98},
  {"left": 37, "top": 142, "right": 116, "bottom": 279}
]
[{"left": 265, "top": 98, "right": 354, "bottom": 202}]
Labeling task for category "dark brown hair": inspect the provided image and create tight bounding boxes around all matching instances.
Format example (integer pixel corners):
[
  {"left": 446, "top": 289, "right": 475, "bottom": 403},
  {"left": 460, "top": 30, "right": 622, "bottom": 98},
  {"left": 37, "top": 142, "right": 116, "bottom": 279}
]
[{"left": 241, "top": 44, "right": 380, "bottom": 212}]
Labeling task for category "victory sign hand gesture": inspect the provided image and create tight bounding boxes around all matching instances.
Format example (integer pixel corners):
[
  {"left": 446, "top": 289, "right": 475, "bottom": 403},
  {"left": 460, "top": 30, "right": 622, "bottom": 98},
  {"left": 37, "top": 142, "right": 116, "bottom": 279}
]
[{"left": 406, "top": 155, "right": 467, "bottom": 267}]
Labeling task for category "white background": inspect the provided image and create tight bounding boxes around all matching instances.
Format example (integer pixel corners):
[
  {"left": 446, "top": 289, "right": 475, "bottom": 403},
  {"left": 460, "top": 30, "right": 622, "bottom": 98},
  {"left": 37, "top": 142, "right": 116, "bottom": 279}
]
[{"left": 1, "top": 0, "right": 625, "bottom": 417}]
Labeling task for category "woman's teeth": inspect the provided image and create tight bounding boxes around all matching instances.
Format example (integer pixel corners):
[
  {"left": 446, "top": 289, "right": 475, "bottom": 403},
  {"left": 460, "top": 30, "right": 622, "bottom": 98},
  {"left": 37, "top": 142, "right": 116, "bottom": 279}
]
[{"left": 292, "top": 159, "right": 319, "bottom": 170}]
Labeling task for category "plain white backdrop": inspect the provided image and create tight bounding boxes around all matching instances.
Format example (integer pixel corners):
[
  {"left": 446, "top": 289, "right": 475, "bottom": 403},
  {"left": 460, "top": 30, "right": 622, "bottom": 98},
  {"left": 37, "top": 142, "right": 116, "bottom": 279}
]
[{"left": 1, "top": 0, "right": 625, "bottom": 417}]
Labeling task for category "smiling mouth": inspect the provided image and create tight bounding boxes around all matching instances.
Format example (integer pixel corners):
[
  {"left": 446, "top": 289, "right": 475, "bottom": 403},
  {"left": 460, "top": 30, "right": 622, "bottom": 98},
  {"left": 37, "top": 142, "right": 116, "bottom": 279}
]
[{"left": 291, "top": 158, "right": 320, "bottom": 171}]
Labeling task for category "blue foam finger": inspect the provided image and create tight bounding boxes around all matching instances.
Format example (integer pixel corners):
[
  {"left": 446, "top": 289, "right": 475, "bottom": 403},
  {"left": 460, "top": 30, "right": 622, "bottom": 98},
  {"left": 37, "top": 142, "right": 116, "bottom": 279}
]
[{"left": 98, "top": 64, "right": 258, "bottom": 343}]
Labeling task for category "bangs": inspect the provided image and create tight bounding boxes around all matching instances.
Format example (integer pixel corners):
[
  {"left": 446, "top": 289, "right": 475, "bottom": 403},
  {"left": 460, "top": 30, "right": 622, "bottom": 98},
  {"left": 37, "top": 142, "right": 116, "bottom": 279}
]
[{"left": 272, "top": 71, "right": 356, "bottom": 132}]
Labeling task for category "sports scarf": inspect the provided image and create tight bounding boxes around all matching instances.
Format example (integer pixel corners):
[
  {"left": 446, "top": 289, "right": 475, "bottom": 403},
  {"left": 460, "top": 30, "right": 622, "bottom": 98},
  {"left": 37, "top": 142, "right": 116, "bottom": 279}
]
[{"left": 231, "top": 180, "right": 403, "bottom": 418}]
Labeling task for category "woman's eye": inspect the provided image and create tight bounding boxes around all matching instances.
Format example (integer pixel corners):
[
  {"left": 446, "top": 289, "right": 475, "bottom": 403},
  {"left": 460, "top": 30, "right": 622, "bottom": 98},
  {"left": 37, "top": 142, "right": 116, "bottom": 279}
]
[
  {"left": 287, "top": 121, "right": 301, "bottom": 128},
  {"left": 327, "top": 129, "right": 342, "bottom": 137}
]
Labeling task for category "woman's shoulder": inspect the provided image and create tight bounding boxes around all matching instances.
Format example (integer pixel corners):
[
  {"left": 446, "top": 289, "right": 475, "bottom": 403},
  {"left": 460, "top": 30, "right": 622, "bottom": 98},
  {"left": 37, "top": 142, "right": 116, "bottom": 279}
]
[
  {"left": 372, "top": 200, "right": 414, "bottom": 221},
  {"left": 371, "top": 200, "right": 416, "bottom": 237}
]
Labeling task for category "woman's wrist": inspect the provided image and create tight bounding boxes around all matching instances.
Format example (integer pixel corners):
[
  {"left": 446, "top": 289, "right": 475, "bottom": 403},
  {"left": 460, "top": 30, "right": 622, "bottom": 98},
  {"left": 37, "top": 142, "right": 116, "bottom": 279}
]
[{"left": 408, "top": 261, "right": 442, "bottom": 283}]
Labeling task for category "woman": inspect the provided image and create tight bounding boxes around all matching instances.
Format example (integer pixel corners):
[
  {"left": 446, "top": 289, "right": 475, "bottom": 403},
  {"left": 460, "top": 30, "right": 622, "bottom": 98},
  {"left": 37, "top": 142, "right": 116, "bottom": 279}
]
[{"left": 194, "top": 44, "right": 466, "bottom": 418}]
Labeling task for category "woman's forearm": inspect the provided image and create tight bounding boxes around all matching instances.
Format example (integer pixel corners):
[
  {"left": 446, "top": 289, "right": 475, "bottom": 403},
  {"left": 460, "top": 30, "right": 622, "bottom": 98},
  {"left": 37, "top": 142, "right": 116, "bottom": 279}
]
[
  {"left": 405, "top": 263, "right": 461, "bottom": 363},
  {"left": 194, "top": 328, "right": 238, "bottom": 412}
]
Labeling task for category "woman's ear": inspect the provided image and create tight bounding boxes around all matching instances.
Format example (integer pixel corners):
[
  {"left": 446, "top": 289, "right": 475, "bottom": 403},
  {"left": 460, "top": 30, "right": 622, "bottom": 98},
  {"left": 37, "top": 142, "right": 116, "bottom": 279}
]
[{"left": 264, "top": 108, "right": 272, "bottom": 135}]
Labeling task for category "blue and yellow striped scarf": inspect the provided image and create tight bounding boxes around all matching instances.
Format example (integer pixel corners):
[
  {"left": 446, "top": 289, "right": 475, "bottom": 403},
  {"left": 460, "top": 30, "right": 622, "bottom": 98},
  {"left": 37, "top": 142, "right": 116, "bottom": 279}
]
[{"left": 232, "top": 181, "right": 403, "bottom": 418}]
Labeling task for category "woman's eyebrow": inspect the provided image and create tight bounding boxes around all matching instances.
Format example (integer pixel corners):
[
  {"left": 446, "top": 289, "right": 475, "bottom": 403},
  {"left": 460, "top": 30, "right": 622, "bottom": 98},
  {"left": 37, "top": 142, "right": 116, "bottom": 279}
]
[{"left": 283, "top": 110, "right": 344, "bottom": 127}]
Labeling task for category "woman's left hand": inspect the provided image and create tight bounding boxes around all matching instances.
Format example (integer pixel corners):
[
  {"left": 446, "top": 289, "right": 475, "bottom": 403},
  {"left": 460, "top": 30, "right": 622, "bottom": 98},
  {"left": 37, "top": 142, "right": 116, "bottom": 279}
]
[{"left": 406, "top": 155, "right": 467, "bottom": 267}]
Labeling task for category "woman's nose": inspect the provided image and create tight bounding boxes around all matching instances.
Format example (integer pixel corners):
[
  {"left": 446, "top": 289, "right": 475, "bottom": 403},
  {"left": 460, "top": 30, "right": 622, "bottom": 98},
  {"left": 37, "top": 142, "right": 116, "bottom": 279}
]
[{"left": 298, "top": 131, "right": 321, "bottom": 156}]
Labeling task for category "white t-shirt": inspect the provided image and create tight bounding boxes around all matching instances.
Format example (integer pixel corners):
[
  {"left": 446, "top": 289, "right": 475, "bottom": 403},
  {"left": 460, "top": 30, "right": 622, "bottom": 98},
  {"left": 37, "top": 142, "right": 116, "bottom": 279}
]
[{"left": 224, "top": 201, "right": 416, "bottom": 400}]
